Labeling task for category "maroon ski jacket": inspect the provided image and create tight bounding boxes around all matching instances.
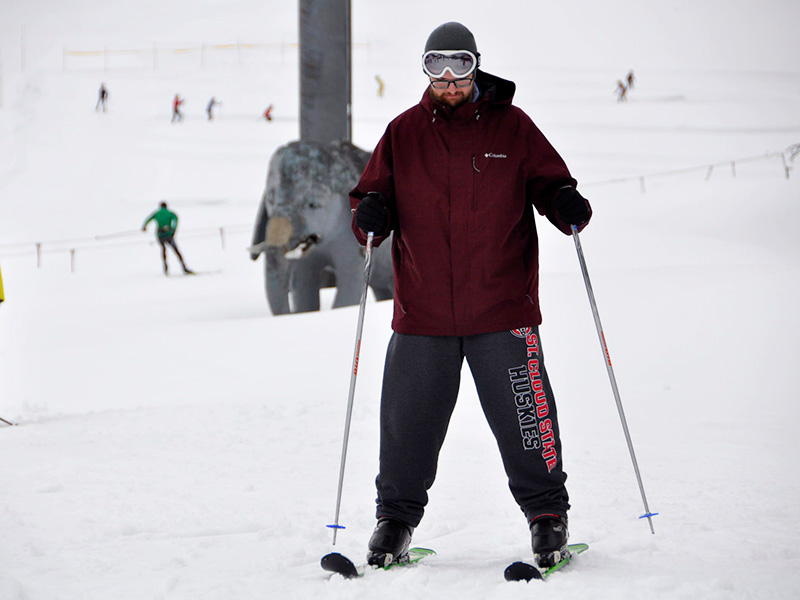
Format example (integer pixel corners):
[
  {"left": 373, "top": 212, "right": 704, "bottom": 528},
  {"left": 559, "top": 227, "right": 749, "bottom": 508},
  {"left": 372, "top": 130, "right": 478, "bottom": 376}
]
[{"left": 350, "top": 70, "right": 591, "bottom": 336}]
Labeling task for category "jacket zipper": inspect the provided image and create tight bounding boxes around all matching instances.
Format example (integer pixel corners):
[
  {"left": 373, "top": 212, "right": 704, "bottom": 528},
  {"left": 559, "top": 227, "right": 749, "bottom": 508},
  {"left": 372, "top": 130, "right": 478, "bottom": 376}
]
[{"left": 472, "top": 154, "right": 480, "bottom": 210}]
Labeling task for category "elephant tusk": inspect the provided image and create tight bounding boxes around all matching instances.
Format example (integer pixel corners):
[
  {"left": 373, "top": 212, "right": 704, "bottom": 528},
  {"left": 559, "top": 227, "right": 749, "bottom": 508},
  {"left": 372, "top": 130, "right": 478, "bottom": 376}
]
[
  {"left": 247, "top": 241, "right": 268, "bottom": 254},
  {"left": 284, "top": 234, "right": 320, "bottom": 260}
]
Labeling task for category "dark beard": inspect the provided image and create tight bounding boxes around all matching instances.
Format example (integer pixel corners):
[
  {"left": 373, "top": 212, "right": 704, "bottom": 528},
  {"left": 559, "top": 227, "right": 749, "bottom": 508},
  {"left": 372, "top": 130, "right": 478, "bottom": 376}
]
[{"left": 429, "top": 87, "right": 472, "bottom": 110}]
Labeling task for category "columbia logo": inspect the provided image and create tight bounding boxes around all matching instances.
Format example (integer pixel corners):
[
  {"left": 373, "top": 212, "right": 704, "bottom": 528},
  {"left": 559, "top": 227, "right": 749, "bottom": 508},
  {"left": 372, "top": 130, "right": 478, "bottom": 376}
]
[{"left": 485, "top": 152, "right": 507, "bottom": 159}]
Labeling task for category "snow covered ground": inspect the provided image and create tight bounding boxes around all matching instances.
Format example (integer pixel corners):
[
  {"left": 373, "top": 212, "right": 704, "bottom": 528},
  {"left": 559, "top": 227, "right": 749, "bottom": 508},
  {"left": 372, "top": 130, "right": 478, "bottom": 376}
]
[{"left": 2, "top": 1, "right": 800, "bottom": 598}]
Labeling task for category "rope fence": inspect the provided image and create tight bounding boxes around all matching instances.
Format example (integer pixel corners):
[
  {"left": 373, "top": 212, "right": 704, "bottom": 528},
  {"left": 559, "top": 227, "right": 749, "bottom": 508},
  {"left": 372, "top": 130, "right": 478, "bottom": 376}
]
[
  {"left": 0, "top": 224, "right": 250, "bottom": 273},
  {"left": 582, "top": 143, "right": 799, "bottom": 193},
  {"left": 61, "top": 40, "right": 371, "bottom": 72},
  {"left": 2, "top": 144, "right": 797, "bottom": 273},
  {"left": 64, "top": 41, "right": 294, "bottom": 71}
]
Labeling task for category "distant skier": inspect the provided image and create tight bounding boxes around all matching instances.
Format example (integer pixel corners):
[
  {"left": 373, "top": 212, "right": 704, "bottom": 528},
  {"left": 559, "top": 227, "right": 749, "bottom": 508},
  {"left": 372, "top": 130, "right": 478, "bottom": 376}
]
[
  {"left": 141, "top": 202, "right": 193, "bottom": 275},
  {"left": 615, "top": 80, "right": 627, "bottom": 102},
  {"left": 171, "top": 94, "right": 185, "bottom": 123},
  {"left": 95, "top": 83, "right": 108, "bottom": 112},
  {"left": 206, "top": 96, "right": 221, "bottom": 120},
  {"left": 626, "top": 70, "right": 635, "bottom": 90},
  {"left": 263, "top": 104, "right": 273, "bottom": 121}
]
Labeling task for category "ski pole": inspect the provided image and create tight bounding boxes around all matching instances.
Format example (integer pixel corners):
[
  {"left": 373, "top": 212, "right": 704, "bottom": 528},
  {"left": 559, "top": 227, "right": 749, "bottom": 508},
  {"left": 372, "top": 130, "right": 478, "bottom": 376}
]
[
  {"left": 327, "top": 231, "right": 375, "bottom": 544},
  {"left": 0, "top": 416, "right": 16, "bottom": 427},
  {"left": 571, "top": 225, "right": 658, "bottom": 534}
]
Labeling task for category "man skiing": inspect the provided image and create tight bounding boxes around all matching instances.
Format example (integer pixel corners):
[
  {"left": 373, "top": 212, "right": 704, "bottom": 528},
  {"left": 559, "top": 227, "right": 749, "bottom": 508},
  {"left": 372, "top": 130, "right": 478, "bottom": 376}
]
[
  {"left": 142, "top": 202, "right": 193, "bottom": 275},
  {"left": 350, "top": 22, "right": 592, "bottom": 570},
  {"left": 171, "top": 94, "right": 185, "bottom": 123},
  {"left": 95, "top": 83, "right": 108, "bottom": 112},
  {"left": 616, "top": 80, "right": 628, "bottom": 102},
  {"left": 206, "top": 96, "right": 220, "bottom": 120}
]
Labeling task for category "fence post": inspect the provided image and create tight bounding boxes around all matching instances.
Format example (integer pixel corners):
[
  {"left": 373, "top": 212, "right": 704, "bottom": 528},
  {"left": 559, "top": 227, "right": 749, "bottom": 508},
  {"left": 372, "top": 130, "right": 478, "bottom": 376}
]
[
  {"left": 219, "top": 227, "right": 226, "bottom": 250},
  {"left": 70, "top": 249, "right": 76, "bottom": 273},
  {"left": 704, "top": 165, "right": 714, "bottom": 181},
  {"left": 36, "top": 242, "right": 42, "bottom": 268},
  {"left": 639, "top": 177, "right": 646, "bottom": 195}
]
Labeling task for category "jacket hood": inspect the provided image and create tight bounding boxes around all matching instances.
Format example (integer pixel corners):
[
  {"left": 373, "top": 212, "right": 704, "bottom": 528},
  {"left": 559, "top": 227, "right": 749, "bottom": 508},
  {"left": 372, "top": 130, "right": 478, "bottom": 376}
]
[
  {"left": 420, "top": 69, "right": 516, "bottom": 115},
  {"left": 474, "top": 70, "right": 516, "bottom": 105}
]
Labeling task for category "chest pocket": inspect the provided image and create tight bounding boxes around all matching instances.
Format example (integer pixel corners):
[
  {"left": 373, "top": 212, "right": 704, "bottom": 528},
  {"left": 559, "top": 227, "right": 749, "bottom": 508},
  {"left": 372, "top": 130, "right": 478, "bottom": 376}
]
[{"left": 471, "top": 151, "right": 517, "bottom": 212}]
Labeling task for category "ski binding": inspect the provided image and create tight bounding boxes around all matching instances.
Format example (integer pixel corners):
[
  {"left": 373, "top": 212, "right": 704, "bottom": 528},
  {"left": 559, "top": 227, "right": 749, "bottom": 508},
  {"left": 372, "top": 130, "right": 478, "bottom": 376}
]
[
  {"left": 321, "top": 547, "right": 435, "bottom": 579},
  {"left": 505, "top": 542, "right": 589, "bottom": 582}
]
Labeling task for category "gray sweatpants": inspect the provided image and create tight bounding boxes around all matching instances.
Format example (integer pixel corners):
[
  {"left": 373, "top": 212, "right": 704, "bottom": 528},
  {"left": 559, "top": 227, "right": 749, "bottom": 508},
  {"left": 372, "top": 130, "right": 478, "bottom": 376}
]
[{"left": 375, "top": 327, "right": 570, "bottom": 527}]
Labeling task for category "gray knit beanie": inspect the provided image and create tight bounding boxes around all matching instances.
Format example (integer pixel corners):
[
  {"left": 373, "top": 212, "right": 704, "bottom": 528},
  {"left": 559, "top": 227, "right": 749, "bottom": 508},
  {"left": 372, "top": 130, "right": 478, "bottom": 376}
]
[{"left": 424, "top": 22, "right": 480, "bottom": 58}]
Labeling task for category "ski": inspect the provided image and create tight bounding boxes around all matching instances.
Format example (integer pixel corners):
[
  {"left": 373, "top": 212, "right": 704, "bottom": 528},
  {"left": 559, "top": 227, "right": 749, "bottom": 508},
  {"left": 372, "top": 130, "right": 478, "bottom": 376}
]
[
  {"left": 504, "top": 543, "right": 589, "bottom": 582},
  {"left": 321, "top": 547, "right": 436, "bottom": 579}
]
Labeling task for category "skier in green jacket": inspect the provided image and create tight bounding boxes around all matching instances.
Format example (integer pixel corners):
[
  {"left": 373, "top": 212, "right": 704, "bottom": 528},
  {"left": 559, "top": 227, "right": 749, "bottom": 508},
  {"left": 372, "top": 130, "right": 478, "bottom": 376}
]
[{"left": 142, "top": 202, "right": 193, "bottom": 275}]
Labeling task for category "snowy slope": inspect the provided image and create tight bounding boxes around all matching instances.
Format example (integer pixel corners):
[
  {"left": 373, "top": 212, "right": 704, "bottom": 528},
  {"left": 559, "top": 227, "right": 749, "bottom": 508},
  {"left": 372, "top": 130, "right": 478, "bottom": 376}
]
[{"left": 2, "top": 1, "right": 800, "bottom": 599}]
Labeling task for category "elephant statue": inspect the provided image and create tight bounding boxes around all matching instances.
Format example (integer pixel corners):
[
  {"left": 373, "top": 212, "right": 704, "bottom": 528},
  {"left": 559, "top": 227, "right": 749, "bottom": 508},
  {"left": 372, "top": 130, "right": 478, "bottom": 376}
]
[{"left": 250, "top": 139, "right": 394, "bottom": 315}]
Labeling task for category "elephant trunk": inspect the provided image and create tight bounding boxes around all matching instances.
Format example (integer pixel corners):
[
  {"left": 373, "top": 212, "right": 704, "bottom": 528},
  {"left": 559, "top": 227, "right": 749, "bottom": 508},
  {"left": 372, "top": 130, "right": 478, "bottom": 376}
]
[{"left": 266, "top": 216, "right": 293, "bottom": 247}]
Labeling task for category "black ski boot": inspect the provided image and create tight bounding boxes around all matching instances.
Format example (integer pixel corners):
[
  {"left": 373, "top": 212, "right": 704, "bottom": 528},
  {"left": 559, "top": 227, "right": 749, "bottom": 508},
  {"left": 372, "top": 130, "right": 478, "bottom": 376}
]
[
  {"left": 530, "top": 515, "right": 569, "bottom": 569},
  {"left": 366, "top": 518, "right": 414, "bottom": 567}
]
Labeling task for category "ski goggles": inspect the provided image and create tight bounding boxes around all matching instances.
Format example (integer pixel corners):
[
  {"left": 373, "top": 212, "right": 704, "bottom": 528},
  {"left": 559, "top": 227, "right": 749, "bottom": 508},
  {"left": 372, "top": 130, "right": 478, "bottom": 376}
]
[{"left": 422, "top": 50, "right": 479, "bottom": 79}]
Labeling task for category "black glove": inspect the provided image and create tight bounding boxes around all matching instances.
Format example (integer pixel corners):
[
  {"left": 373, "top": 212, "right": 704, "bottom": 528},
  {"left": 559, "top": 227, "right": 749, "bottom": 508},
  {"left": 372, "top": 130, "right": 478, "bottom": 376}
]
[
  {"left": 355, "top": 192, "right": 389, "bottom": 234},
  {"left": 554, "top": 187, "right": 590, "bottom": 225}
]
